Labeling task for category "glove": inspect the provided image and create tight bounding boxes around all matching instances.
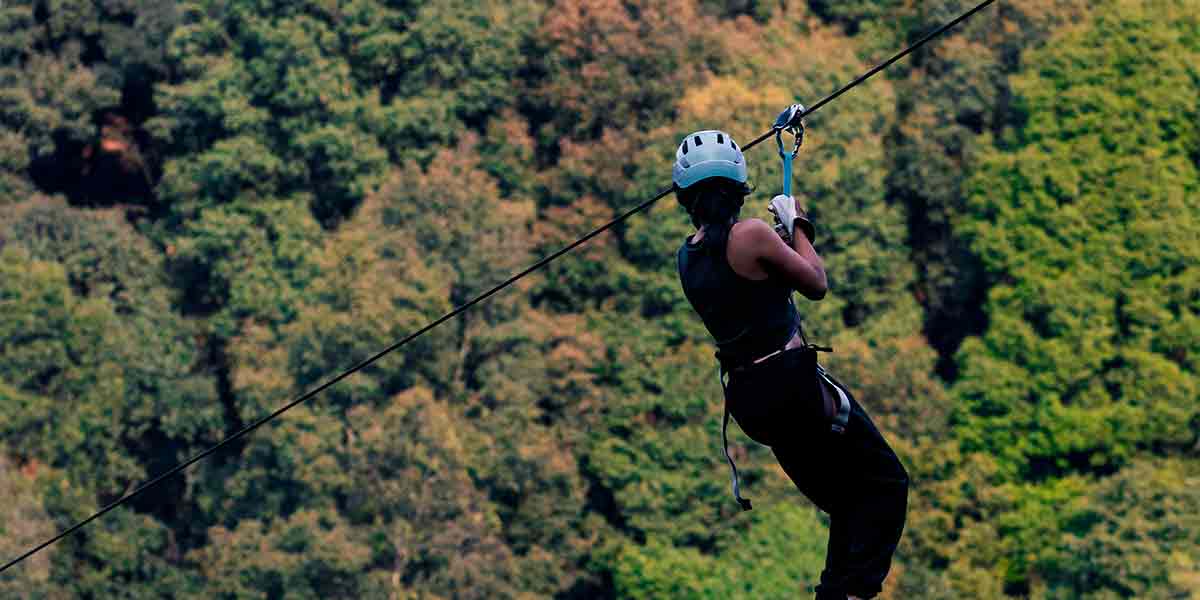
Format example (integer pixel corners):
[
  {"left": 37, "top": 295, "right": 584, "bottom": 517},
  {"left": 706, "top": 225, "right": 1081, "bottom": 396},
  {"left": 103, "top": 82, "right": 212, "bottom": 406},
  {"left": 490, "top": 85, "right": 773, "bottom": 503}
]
[{"left": 768, "top": 194, "right": 816, "bottom": 244}]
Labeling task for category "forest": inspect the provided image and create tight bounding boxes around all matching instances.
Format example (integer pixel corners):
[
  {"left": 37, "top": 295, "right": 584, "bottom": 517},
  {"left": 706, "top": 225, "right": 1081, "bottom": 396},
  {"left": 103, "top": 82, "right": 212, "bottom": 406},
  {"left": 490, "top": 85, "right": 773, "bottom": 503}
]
[{"left": 0, "top": 0, "right": 1196, "bottom": 598}]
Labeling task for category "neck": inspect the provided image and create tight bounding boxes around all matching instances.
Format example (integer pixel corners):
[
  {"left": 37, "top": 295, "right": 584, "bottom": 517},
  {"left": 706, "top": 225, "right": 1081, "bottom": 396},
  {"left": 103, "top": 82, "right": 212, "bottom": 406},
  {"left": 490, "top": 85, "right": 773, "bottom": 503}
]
[{"left": 699, "top": 218, "right": 736, "bottom": 231}]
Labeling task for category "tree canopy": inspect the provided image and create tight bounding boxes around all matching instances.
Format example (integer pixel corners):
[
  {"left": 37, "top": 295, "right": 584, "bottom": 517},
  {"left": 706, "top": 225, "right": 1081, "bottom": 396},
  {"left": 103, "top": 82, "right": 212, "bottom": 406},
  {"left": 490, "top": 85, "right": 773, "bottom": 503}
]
[{"left": 0, "top": 1, "right": 1196, "bottom": 598}]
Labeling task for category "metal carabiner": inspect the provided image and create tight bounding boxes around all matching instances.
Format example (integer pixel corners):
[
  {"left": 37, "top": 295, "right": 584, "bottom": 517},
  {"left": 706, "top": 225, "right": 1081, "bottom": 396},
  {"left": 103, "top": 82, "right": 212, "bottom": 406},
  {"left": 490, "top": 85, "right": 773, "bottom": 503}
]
[{"left": 773, "top": 103, "right": 806, "bottom": 197}]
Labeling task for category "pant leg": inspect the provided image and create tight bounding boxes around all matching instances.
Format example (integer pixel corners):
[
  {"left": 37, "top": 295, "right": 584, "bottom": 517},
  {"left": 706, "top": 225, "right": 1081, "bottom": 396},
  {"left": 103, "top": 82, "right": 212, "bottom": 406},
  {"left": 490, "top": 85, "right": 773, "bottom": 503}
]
[
  {"left": 772, "top": 434, "right": 849, "bottom": 598},
  {"left": 819, "top": 508, "right": 853, "bottom": 599},
  {"left": 819, "top": 483, "right": 908, "bottom": 598},
  {"left": 773, "top": 397, "right": 909, "bottom": 600}
]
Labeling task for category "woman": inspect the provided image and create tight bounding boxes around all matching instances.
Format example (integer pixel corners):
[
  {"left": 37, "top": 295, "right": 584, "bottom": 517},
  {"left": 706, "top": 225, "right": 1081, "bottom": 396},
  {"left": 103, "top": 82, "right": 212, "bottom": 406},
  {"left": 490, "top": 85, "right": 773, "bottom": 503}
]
[{"left": 673, "top": 130, "right": 909, "bottom": 600}]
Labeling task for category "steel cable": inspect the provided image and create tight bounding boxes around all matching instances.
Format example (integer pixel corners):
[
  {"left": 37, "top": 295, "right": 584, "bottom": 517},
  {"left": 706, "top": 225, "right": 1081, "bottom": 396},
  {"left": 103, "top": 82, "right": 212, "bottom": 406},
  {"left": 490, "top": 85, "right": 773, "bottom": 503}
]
[{"left": 0, "top": 0, "right": 995, "bottom": 574}]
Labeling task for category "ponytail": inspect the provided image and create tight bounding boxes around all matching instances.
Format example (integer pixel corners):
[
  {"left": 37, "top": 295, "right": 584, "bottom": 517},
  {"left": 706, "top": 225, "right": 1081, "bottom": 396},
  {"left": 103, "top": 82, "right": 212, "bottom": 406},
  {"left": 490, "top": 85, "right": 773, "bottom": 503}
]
[{"left": 676, "top": 177, "right": 753, "bottom": 254}]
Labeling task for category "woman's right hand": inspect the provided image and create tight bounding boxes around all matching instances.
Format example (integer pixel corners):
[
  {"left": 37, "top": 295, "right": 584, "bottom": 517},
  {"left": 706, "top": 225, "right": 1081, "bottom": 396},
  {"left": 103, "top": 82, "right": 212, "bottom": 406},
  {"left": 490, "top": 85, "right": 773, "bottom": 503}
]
[
  {"left": 768, "top": 194, "right": 817, "bottom": 244},
  {"left": 768, "top": 194, "right": 799, "bottom": 239}
]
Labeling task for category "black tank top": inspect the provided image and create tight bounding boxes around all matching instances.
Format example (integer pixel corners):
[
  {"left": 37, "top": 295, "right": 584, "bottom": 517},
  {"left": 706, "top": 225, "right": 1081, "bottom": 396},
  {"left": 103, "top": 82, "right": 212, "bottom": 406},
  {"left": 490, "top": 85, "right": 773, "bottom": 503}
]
[{"left": 676, "top": 223, "right": 800, "bottom": 368}]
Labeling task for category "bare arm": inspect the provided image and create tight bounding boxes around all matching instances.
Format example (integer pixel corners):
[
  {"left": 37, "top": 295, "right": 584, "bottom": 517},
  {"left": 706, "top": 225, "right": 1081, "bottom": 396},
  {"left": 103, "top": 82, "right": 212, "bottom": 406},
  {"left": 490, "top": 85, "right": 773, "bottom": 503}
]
[
  {"left": 788, "top": 225, "right": 827, "bottom": 298},
  {"left": 732, "top": 219, "right": 828, "bottom": 300}
]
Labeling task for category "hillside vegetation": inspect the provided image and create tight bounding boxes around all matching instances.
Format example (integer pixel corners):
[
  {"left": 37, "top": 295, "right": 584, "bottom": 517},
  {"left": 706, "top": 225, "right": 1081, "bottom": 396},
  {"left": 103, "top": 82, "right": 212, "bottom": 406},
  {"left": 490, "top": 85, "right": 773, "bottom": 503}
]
[{"left": 0, "top": 1, "right": 1196, "bottom": 598}]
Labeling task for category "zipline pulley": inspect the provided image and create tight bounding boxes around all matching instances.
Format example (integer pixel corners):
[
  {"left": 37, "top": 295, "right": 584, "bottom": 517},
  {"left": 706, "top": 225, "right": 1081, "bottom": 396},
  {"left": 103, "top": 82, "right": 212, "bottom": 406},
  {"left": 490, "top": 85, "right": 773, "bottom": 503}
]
[{"left": 773, "top": 102, "right": 806, "bottom": 197}]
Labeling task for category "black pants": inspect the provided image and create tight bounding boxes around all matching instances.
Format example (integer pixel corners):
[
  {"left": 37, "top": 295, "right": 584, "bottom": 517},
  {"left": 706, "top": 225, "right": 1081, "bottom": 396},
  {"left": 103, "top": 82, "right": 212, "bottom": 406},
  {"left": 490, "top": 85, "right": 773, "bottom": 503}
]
[{"left": 724, "top": 350, "right": 909, "bottom": 599}]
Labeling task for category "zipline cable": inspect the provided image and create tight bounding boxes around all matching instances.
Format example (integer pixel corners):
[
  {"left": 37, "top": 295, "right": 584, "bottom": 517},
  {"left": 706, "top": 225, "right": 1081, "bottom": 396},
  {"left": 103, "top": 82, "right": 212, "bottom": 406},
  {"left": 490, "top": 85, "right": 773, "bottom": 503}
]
[
  {"left": 0, "top": 0, "right": 995, "bottom": 575},
  {"left": 740, "top": 0, "right": 996, "bottom": 152}
]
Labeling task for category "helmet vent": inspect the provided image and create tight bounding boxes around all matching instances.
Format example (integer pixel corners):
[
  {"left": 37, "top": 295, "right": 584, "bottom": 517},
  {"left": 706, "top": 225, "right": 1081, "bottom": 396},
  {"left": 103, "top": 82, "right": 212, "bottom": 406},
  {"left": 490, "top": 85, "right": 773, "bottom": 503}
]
[{"left": 672, "top": 130, "right": 748, "bottom": 188}]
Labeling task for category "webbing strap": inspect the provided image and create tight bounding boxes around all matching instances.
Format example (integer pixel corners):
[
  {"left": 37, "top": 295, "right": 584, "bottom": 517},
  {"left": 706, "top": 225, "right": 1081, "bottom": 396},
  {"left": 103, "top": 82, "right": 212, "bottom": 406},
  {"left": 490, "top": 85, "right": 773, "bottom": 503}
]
[
  {"left": 719, "top": 368, "right": 753, "bottom": 511},
  {"left": 817, "top": 364, "right": 851, "bottom": 434}
]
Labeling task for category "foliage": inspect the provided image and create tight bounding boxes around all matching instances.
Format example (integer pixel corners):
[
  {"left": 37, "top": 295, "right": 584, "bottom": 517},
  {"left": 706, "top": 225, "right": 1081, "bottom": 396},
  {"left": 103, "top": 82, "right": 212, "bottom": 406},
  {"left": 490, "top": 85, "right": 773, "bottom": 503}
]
[
  {"left": 0, "top": 1, "right": 1196, "bottom": 598},
  {"left": 955, "top": 0, "right": 1199, "bottom": 482},
  {"left": 881, "top": 0, "right": 1092, "bottom": 378},
  {"left": 947, "top": 0, "right": 1199, "bottom": 595},
  {"left": 0, "top": 455, "right": 56, "bottom": 597},
  {"left": 0, "top": 0, "right": 177, "bottom": 205}
]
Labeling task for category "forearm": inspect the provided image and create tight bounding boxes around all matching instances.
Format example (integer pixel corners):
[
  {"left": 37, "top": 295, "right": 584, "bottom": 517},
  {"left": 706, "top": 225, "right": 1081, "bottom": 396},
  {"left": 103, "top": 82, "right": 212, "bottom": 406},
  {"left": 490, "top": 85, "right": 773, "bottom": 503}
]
[
  {"left": 772, "top": 195, "right": 823, "bottom": 274},
  {"left": 790, "top": 232, "right": 827, "bottom": 296}
]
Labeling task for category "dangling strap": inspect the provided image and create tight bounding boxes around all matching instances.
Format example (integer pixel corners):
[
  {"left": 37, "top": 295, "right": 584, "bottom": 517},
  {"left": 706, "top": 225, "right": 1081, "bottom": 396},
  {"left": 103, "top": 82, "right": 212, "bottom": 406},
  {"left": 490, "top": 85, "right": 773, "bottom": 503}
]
[{"left": 718, "top": 367, "right": 753, "bottom": 511}]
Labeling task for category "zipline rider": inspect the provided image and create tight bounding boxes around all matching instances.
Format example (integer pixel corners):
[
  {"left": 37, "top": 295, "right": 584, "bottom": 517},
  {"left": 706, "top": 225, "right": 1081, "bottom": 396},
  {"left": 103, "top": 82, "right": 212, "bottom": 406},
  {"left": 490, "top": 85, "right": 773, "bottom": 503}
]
[{"left": 673, "top": 129, "right": 910, "bottom": 600}]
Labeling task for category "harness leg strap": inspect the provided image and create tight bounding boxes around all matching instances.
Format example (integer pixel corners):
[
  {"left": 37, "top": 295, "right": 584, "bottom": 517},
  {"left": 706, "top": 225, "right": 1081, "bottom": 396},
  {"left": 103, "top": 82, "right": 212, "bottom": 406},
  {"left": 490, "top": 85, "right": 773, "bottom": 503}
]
[
  {"left": 719, "top": 367, "right": 753, "bottom": 511},
  {"left": 816, "top": 363, "right": 852, "bottom": 434},
  {"left": 723, "top": 407, "right": 753, "bottom": 511}
]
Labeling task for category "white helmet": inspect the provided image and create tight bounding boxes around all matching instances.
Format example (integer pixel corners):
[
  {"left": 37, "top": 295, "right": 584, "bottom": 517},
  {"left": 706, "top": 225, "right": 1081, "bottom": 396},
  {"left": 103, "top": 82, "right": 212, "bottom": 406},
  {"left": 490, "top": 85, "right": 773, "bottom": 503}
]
[{"left": 672, "top": 130, "right": 747, "bottom": 189}]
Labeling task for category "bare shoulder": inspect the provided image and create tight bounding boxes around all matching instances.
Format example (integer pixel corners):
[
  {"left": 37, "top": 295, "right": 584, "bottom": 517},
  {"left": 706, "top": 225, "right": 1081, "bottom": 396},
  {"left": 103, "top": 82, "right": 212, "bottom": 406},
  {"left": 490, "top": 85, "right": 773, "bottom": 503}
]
[
  {"left": 726, "top": 219, "right": 775, "bottom": 281},
  {"left": 730, "top": 218, "right": 775, "bottom": 243}
]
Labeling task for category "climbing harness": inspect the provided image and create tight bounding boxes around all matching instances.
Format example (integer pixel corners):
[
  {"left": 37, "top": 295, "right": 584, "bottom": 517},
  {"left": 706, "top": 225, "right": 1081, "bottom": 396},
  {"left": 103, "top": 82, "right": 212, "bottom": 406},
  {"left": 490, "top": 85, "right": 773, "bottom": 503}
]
[
  {"left": 717, "top": 314, "right": 850, "bottom": 511},
  {"left": 0, "top": 0, "right": 997, "bottom": 574}
]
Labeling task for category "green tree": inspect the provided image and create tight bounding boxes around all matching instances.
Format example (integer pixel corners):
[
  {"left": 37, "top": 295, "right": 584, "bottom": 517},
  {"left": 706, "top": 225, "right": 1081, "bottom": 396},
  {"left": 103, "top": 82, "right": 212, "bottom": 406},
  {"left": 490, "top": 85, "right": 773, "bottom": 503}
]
[
  {"left": 0, "top": 5, "right": 119, "bottom": 200},
  {"left": 532, "top": 0, "right": 723, "bottom": 145},
  {"left": 949, "top": 1, "right": 1200, "bottom": 595},
  {"left": 882, "top": 0, "right": 1091, "bottom": 377},
  {"left": 0, "top": 455, "right": 56, "bottom": 597},
  {"left": 151, "top": 1, "right": 387, "bottom": 224},
  {"left": 187, "top": 509, "right": 372, "bottom": 600},
  {"left": 0, "top": 0, "right": 178, "bottom": 205},
  {"left": 956, "top": 0, "right": 1199, "bottom": 482},
  {"left": 613, "top": 503, "right": 828, "bottom": 598},
  {"left": 0, "top": 198, "right": 219, "bottom": 496}
]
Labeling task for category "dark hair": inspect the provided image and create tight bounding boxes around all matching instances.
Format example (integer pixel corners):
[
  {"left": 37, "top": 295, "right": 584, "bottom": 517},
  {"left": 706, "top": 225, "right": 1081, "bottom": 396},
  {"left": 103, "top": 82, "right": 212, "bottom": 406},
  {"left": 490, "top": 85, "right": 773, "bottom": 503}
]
[{"left": 676, "top": 177, "right": 753, "bottom": 250}]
